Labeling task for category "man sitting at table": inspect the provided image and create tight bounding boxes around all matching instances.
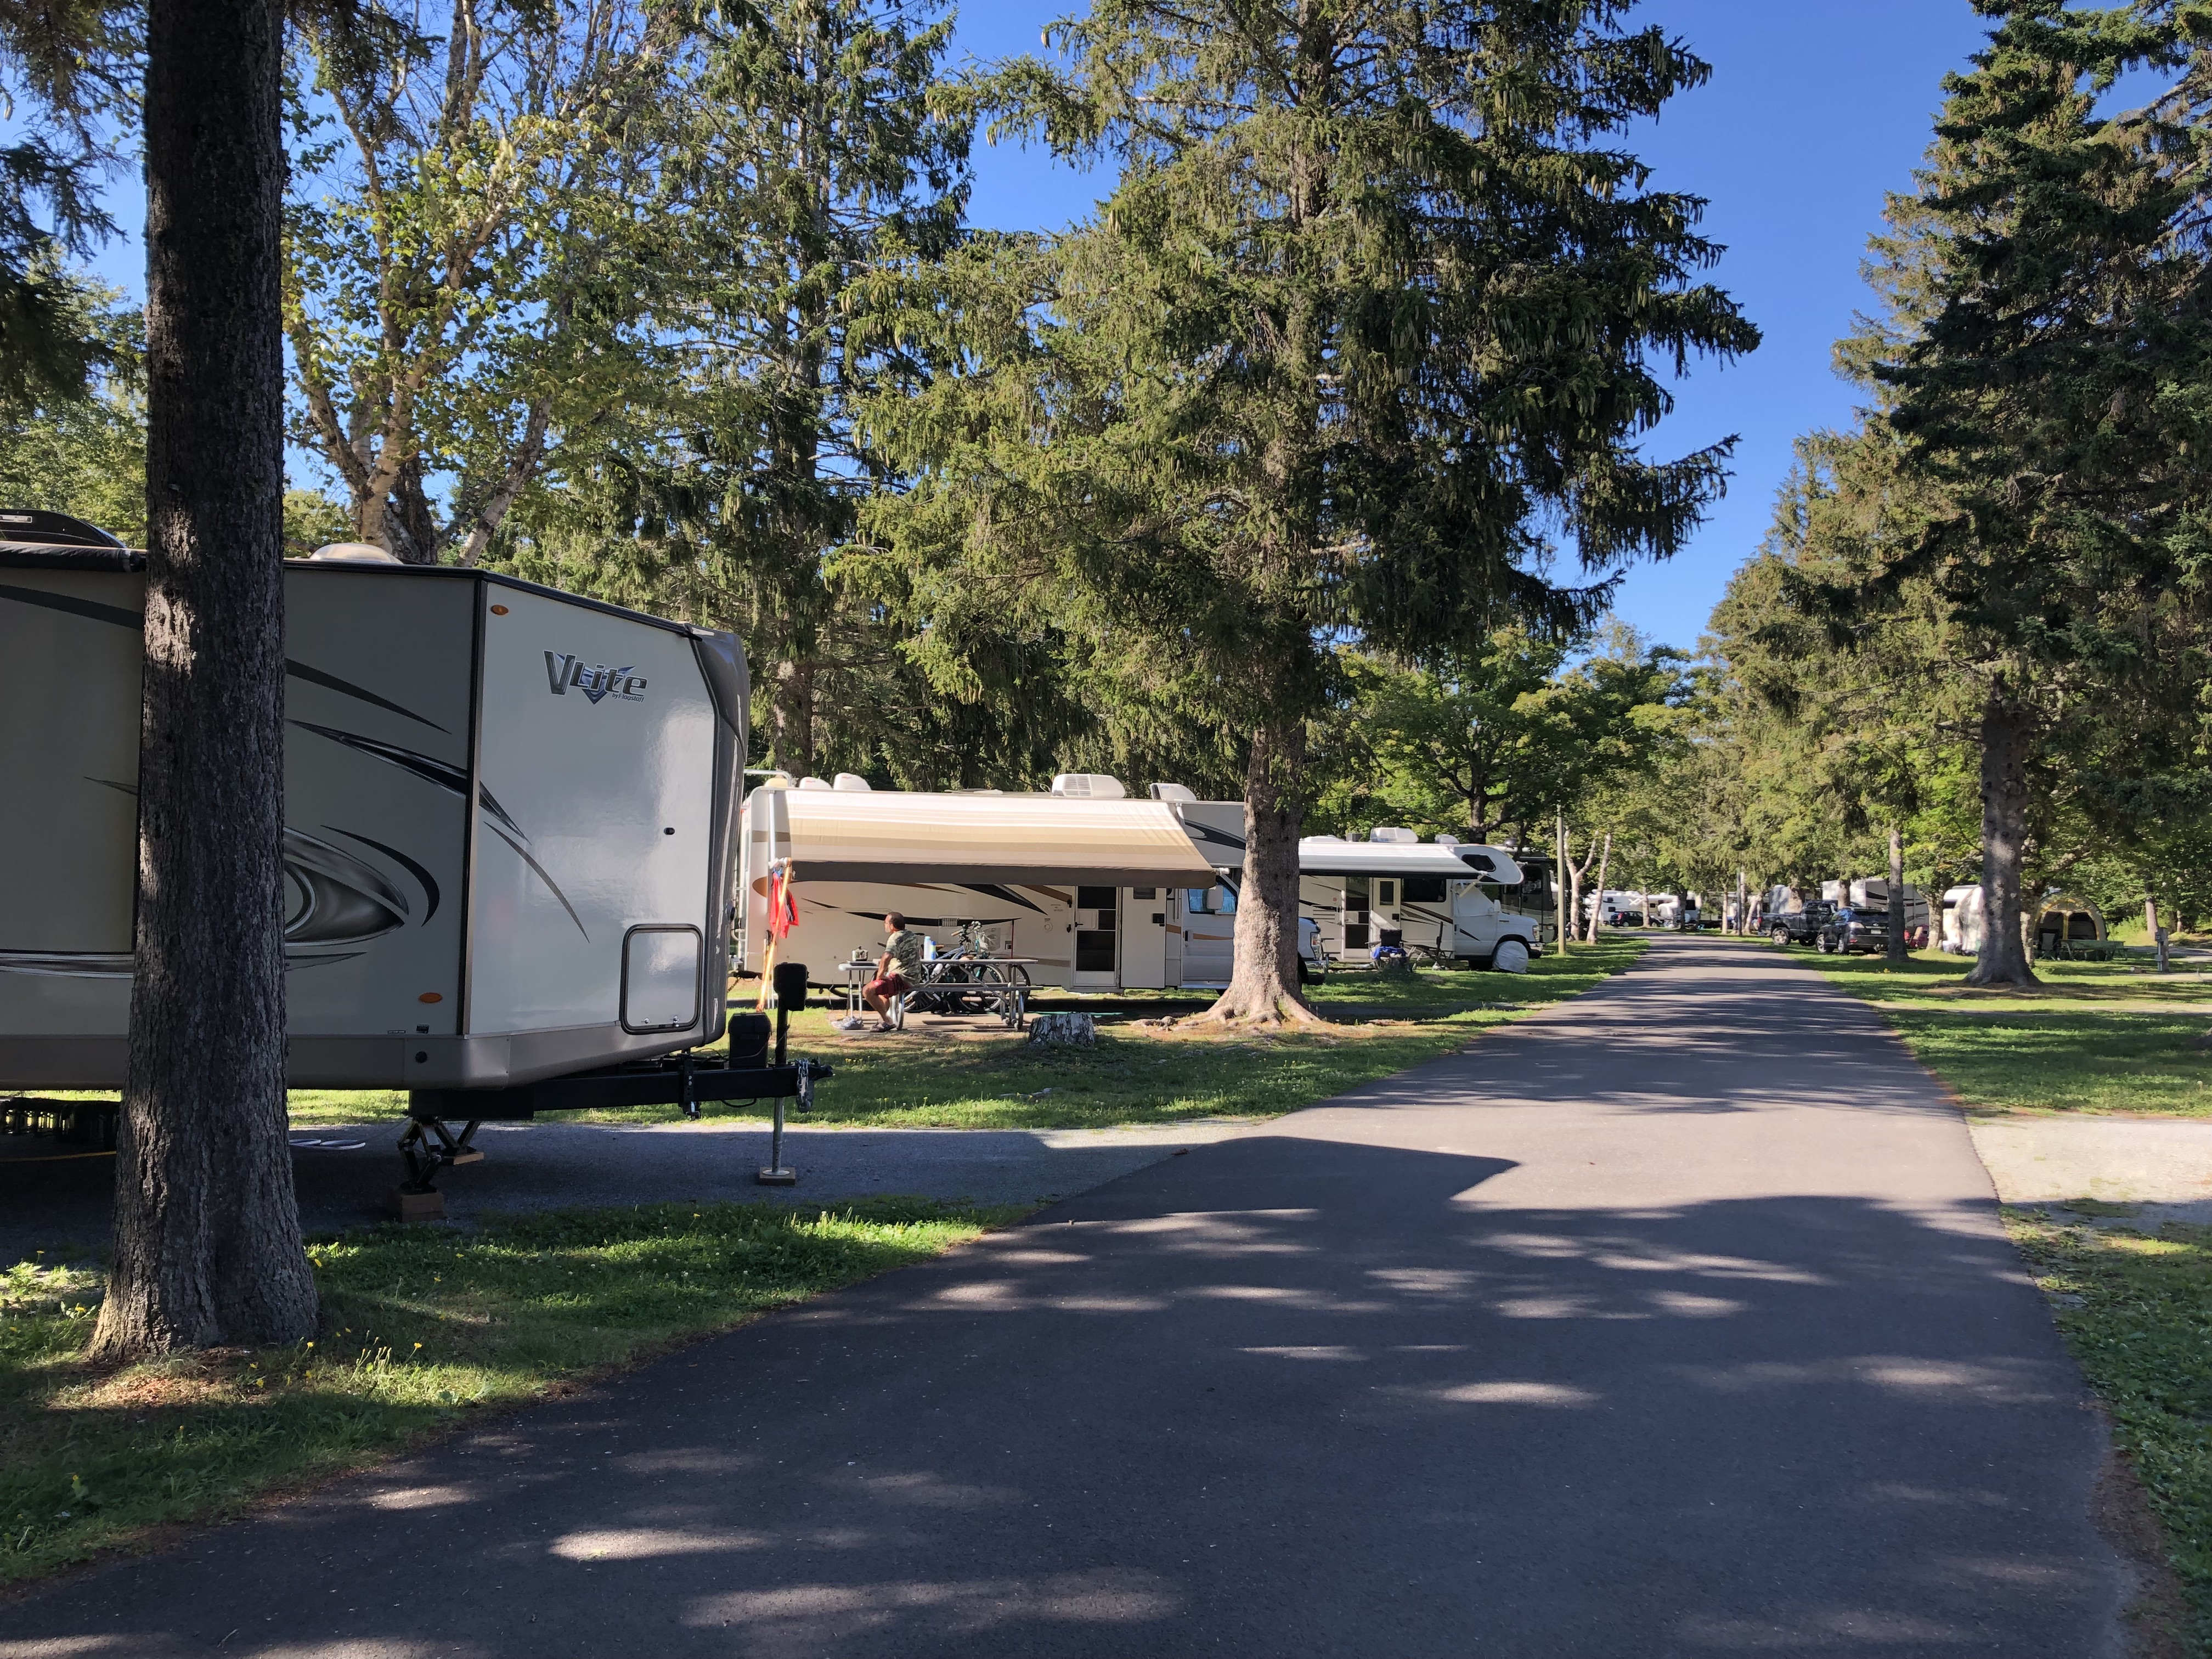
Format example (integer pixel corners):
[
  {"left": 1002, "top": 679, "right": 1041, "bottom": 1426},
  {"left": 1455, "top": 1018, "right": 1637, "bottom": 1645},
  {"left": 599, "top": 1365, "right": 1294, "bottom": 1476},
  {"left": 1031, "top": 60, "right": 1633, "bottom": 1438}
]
[{"left": 862, "top": 911, "right": 926, "bottom": 1031}]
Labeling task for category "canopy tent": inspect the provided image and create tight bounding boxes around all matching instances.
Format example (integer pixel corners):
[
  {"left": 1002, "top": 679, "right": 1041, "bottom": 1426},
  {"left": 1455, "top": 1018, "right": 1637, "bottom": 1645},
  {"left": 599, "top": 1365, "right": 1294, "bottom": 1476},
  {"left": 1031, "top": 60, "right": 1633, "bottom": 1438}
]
[
  {"left": 1296, "top": 837, "right": 1524, "bottom": 885},
  {"left": 752, "top": 786, "right": 1220, "bottom": 886},
  {"left": 2037, "top": 893, "right": 2107, "bottom": 944}
]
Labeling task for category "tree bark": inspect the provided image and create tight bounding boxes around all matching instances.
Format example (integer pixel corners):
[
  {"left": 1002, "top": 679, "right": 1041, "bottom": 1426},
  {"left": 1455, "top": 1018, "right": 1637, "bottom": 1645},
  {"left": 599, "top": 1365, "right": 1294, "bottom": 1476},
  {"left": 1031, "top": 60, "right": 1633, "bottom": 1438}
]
[
  {"left": 1965, "top": 684, "right": 2039, "bottom": 989},
  {"left": 1566, "top": 830, "right": 1599, "bottom": 946},
  {"left": 1554, "top": 809, "right": 1568, "bottom": 955},
  {"left": 768, "top": 660, "right": 815, "bottom": 777},
  {"left": 1204, "top": 719, "right": 1319, "bottom": 1024},
  {"left": 94, "top": 0, "right": 318, "bottom": 1359},
  {"left": 1585, "top": 833, "right": 1612, "bottom": 943},
  {"left": 2146, "top": 891, "right": 2170, "bottom": 974},
  {"left": 1886, "top": 823, "right": 1908, "bottom": 964}
]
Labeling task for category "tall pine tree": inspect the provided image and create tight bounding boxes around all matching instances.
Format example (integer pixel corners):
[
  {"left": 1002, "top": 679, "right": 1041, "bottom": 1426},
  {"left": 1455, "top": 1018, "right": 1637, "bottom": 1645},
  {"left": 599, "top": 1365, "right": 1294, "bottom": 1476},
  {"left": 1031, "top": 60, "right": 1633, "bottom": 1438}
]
[
  {"left": 915, "top": 0, "right": 1756, "bottom": 1019},
  {"left": 1843, "top": 1, "right": 2212, "bottom": 987}
]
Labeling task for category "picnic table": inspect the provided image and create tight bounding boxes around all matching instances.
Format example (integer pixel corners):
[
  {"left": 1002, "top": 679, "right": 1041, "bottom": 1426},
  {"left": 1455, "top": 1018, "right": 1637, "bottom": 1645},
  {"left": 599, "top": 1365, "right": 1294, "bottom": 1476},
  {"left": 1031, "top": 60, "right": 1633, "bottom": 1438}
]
[{"left": 839, "top": 956, "right": 1037, "bottom": 1031}]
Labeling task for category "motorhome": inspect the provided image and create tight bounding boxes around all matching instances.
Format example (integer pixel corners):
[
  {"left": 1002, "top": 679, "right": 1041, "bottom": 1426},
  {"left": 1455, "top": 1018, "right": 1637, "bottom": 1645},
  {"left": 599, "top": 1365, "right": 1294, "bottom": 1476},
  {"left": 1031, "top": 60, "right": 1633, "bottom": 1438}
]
[
  {"left": 1, "top": 518, "right": 749, "bottom": 1094},
  {"left": 741, "top": 783, "right": 1538, "bottom": 986},
  {"left": 736, "top": 775, "right": 1220, "bottom": 992},
  {"left": 1290, "top": 830, "right": 1534, "bottom": 970}
]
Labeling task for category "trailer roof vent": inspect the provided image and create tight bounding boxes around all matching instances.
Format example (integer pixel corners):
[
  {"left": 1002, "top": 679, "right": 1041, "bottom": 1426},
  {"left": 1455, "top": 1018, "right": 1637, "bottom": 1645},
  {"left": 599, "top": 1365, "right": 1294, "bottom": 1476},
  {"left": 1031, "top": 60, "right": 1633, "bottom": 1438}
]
[
  {"left": 1368, "top": 826, "right": 1419, "bottom": 844},
  {"left": 1434, "top": 833, "right": 1459, "bottom": 846},
  {"left": 832, "top": 773, "right": 872, "bottom": 792},
  {"left": 0, "top": 509, "right": 124, "bottom": 548},
  {"left": 1052, "top": 773, "right": 1126, "bottom": 800},
  {"left": 797, "top": 776, "right": 834, "bottom": 791},
  {"left": 307, "top": 542, "right": 402, "bottom": 563},
  {"left": 1148, "top": 781, "right": 1198, "bottom": 804}
]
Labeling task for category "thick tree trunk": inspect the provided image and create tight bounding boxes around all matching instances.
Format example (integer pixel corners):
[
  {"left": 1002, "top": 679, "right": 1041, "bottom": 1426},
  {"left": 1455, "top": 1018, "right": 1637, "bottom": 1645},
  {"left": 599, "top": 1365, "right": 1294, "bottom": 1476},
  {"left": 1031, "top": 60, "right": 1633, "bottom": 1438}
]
[
  {"left": 1585, "top": 834, "right": 1612, "bottom": 943},
  {"left": 768, "top": 660, "right": 815, "bottom": 777},
  {"left": 1965, "top": 685, "right": 2039, "bottom": 990},
  {"left": 1886, "top": 824, "right": 1908, "bottom": 964},
  {"left": 2146, "top": 892, "right": 2170, "bottom": 974},
  {"left": 93, "top": 0, "right": 317, "bottom": 1359},
  {"left": 1204, "top": 720, "right": 1319, "bottom": 1024}
]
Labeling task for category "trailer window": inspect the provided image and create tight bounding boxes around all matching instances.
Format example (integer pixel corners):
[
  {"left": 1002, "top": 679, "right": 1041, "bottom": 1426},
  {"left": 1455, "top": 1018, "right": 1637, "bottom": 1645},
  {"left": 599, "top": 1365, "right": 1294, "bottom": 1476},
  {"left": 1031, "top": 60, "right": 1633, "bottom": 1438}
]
[
  {"left": 1402, "top": 877, "right": 1447, "bottom": 903},
  {"left": 1375, "top": 879, "right": 1400, "bottom": 907}
]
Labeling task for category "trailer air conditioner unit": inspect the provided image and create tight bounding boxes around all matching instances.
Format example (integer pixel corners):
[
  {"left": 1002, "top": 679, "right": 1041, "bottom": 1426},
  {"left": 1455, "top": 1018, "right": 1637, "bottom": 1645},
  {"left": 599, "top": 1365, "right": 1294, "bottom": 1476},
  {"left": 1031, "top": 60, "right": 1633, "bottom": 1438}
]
[
  {"left": 832, "top": 774, "right": 872, "bottom": 792},
  {"left": 1, "top": 540, "right": 752, "bottom": 1094},
  {"left": 1051, "top": 773, "right": 1127, "bottom": 800},
  {"left": 1369, "top": 827, "right": 1420, "bottom": 844}
]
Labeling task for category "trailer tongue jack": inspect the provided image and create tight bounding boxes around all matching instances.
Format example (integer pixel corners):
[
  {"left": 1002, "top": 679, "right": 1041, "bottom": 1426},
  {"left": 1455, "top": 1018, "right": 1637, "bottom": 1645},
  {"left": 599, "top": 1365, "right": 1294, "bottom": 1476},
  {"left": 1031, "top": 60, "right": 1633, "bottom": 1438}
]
[{"left": 394, "top": 970, "right": 826, "bottom": 1219}]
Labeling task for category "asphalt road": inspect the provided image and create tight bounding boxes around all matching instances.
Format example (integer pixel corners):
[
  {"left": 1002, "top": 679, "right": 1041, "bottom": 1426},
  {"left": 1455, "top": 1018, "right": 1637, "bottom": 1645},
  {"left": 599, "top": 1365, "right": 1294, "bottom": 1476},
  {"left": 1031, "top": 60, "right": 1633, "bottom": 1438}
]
[
  {"left": 0, "top": 1119, "right": 1248, "bottom": 1265},
  {"left": 0, "top": 939, "right": 2127, "bottom": 1658}
]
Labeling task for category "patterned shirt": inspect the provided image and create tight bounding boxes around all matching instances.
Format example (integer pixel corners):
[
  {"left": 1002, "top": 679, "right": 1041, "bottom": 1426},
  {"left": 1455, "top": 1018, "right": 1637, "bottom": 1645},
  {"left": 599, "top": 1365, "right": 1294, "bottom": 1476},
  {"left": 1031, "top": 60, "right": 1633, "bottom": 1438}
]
[{"left": 884, "top": 929, "right": 926, "bottom": 973}]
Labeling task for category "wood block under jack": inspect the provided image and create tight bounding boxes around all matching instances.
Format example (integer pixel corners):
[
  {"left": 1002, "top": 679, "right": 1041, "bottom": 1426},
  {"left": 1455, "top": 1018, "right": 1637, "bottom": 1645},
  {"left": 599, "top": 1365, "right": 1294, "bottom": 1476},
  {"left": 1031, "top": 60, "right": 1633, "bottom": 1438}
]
[{"left": 390, "top": 1186, "right": 446, "bottom": 1222}]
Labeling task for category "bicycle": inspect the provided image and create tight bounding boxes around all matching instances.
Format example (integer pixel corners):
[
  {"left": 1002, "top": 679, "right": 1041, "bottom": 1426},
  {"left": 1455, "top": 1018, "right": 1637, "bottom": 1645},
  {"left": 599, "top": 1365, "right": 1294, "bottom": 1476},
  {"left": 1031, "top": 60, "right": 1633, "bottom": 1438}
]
[{"left": 907, "top": 920, "right": 1034, "bottom": 1022}]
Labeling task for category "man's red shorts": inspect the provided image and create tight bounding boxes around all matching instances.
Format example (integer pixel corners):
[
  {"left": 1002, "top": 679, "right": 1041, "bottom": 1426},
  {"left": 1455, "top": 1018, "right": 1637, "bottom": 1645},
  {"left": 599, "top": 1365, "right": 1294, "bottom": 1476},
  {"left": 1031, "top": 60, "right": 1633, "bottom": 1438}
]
[{"left": 866, "top": 973, "right": 911, "bottom": 1000}]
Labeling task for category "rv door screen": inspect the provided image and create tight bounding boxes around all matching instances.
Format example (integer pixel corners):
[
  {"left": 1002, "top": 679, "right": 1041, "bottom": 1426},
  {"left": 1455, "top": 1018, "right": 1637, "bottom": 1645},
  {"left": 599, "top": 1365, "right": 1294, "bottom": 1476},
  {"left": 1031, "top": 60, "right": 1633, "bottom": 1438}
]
[{"left": 622, "top": 925, "right": 704, "bottom": 1033}]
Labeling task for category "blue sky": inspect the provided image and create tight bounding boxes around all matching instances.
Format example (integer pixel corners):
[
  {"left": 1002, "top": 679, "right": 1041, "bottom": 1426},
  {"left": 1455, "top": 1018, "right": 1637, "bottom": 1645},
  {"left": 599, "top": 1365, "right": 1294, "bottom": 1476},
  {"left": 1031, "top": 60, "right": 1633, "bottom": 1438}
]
[{"left": 951, "top": 0, "right": 2000, "bottom": 654}]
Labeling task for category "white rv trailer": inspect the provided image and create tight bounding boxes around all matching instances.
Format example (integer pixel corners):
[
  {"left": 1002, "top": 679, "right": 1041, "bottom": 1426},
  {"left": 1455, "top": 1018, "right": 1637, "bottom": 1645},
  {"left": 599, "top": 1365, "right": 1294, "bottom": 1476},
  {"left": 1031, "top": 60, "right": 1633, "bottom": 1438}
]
[
  {"left": 1847, "top": 878, "right": 1933, "bottom": 934},
  {"left": 737, "top": 777, "right": 1220, "bottom": 991},
  {"left": 1, "top": 522, "right": 750, "bottom": 1095},
  {"left": 1939, "top": 885, "right": 1986, "bottom": 953}
]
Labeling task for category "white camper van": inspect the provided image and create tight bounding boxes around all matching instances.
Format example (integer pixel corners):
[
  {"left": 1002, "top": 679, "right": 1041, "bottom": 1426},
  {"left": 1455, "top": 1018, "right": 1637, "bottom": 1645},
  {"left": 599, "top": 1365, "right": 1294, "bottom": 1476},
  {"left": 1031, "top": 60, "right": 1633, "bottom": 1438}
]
[{"left": 1, "top": 519, "right": 758, "bottom": 1114}]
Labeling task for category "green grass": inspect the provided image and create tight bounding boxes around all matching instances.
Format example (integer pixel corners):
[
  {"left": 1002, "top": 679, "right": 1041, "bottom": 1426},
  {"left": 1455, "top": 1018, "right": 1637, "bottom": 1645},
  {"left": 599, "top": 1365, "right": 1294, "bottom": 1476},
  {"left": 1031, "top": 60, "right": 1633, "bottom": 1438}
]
[
  {"left": 2010, "top": 1214, "right": 2212, "bottom": 1650},
  {"left": 1784, "top": 945, "right": 2212, "bottom": 1119},
  {"left": 1791, "top": 946, "right": 2212, "bottom": 1008},
  {"left": 0, "top": 1198, "right": 1017, "bottom": 1586},
  {"left": 283, "top": 939, "right": 1651, "bottom": 1133}
]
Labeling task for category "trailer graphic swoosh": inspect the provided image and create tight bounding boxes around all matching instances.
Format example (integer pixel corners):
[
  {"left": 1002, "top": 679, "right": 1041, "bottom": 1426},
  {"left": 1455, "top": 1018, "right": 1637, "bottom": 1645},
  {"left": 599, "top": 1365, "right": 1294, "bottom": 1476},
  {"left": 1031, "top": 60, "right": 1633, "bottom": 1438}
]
[
  {"left": 0, "top": 951, "right": 362, "bottom": 976},
  {"left": 487, "top": 826, "right": 589, "bottom": 940},
  {"left": 289, "top": 723, "right": 528, "bottom": 842},
  {"left": 0, "top": 584, "right": 448, "bottom": 731},
  {"left": 287, "top": 725, "right": 584, "bottom": 939},
  {"left": 324, "top": 827, "right": 441, "bottom": 923},
  {"left": 284, "top": 827, "right": 410, "bottom": 945},
  {"left": 85, "top": 780, "right": 417, "bottom": 950}
]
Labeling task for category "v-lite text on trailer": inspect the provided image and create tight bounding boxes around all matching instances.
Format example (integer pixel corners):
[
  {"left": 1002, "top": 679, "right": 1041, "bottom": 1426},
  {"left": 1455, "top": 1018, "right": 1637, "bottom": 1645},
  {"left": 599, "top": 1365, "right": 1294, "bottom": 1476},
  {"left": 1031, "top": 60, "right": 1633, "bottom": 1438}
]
[{"left": 544, "top": 651, "right": 647, "bottom": 703}]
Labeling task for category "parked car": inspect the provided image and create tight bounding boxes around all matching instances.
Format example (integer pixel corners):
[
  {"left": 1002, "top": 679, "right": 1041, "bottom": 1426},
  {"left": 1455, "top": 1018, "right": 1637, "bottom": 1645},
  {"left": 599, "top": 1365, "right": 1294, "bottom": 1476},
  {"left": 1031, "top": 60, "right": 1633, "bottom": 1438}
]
[
  {"left": 1767, "top": 902, "right": 1835, "bottom": 947},
  {"left": 1816, "top": 906, "right": 1890, "bottom": 955}
]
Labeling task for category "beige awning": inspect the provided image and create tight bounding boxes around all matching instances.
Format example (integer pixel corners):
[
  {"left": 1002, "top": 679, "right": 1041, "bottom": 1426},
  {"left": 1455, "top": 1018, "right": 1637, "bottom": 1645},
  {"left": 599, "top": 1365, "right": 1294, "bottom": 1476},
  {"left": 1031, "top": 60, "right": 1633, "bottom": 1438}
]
[{"left": 757, "top": 788, "right": 1220, "bottom": 885}]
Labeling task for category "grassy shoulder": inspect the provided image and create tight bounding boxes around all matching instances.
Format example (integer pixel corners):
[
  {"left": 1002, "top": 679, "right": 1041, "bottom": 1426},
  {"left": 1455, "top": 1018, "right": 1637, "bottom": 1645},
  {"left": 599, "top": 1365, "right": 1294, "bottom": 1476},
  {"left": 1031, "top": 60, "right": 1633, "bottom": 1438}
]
[
  {"left": 1785, "top": 945, "right": 2212, "bottom": 1119},
  {"left": 2010, "top": 1212, "right": 2212, "bottom": 1651},
  {"left": 285, "top": 938, "right": 1651, "bottom": 1133},
  {"left": 0, "top": 1198, "right": 1017, "bottom": 1587}
]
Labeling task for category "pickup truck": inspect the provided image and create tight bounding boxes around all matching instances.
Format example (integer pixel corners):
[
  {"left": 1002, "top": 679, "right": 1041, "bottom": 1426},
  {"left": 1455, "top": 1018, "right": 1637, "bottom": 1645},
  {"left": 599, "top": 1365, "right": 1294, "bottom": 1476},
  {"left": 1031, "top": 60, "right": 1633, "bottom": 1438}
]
[{"left": 1767, "top": 903, "right": 1835, "bottom": 947}]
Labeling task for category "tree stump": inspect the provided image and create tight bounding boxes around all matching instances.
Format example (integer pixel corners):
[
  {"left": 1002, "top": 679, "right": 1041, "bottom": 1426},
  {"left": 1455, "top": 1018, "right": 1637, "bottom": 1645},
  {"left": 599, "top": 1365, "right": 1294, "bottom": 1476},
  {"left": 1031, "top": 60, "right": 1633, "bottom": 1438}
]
[{"left": 1027, "top": 1013, "right": 1097, "bottom": 1048}]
